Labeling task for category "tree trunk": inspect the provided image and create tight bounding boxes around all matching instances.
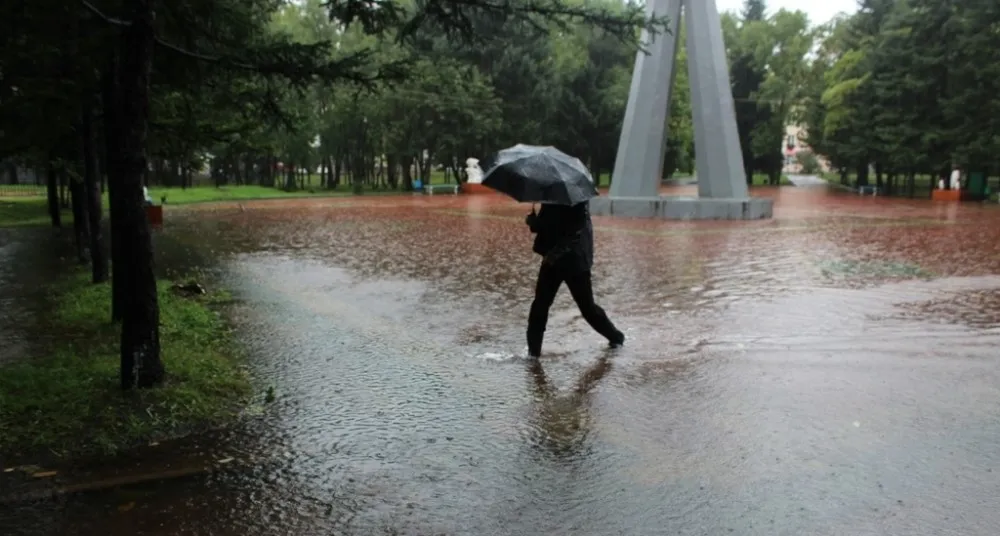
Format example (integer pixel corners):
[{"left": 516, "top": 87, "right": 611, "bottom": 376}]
[
  {"left": 59, "top": 166, "right": 70, "bottom": 209},
  {"left": 245, "top": 154, "right": 255, "bottom": 185},
  {"left": 112, "top": 0, "right": 163, "bottom": 389},
  {"left": 856, "top": 162, "right": 869, "bottom": 187},
  {"left": 82, "top": 106, "right": 108, "bottom": 283},
  {"left": 402, "top": 157, "right": 414, "bottom": 191},
  {"left": 69, "top": 169, "right": 90, "bottom": 264},
  {"left": 103, "top": 53, "right": 125, "bottom": 322},
  {"left": 46, "top": 159, "right": 61, "bottom": 227},
  {"left": 324, "top": 155, "right": 334, "bottom": 188},
  {"left": 264, "top": 153, "right": 274, "bottom": 187},
  {"left": 386, "top": 154, "right": 399, "bottom": 189},
  {"left": 5, "top": 162, "right": 18, "bottom": 184},
  {"left": 285, "top": 163, "right": 296, "bottom": 191}
]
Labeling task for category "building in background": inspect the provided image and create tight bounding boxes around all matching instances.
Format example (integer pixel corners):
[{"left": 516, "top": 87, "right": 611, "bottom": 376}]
[{"left": 781, "top": 124, "right": 830, "bottom": 174}]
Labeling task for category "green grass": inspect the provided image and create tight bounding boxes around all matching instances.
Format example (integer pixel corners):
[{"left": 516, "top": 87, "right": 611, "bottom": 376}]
[
  {"left": 0, "top": 272, "right": 252, "bottom": 461},
  {"left": 0, "top": 175, "right": 462, "bottom": 228},
  {"left": 0, "top": 198, "right": 67, "bottom": 228},
  {"left": 749, "top": 173, "right": 792, "bottom": 186},
  {"left": 148, "top": 184, "right": 356, "bottom": 204}
]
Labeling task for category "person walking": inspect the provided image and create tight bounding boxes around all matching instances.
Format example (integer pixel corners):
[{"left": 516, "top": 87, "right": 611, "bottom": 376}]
[{"left": 524, "top": 201, "right": 624, "bottom": 358}]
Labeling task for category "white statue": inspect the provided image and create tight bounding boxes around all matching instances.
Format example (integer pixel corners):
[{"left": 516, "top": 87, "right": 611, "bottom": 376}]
[
  {"left": 949, "top": 167, "right": 961, "bottom": 189},
  {"left": 465, "top": 157, "right": 483, "bottom": 184}
]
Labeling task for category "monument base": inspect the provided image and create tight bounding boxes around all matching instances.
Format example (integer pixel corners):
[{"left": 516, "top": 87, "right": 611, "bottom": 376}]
[{"left": 589, "top": 195, "right": 773, "bottom": 220}]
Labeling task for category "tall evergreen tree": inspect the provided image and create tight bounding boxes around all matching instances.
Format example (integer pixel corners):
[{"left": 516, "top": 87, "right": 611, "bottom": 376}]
[{"left": 730, "top": 0, "right": 770, "bottom": 184}]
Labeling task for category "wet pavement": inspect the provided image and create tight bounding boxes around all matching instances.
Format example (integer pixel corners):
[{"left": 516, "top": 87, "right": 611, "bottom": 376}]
[{"left": 3, "top": 187, "right": 1000, "bottom": 535}]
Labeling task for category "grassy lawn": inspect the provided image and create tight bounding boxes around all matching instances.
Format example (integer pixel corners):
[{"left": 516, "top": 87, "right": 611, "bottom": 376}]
[
  {"left": 0, "top": 181, "right": 430, "bottom": 228},
  {"left": 0, "top": 272, "right": 252, "bottom": 461},
  {"left": 148, "top": 184, "right": 357, "bottom": 204},
  {"left": 0, "top": 198, "right": 67, "bottom": 228},
  {"left": 749, "top": 173, "right": 792, "bottom": 186}
]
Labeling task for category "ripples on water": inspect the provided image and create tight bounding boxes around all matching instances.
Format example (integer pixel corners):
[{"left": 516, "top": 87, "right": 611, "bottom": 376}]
[{"left": 5, "top": 190, "right": 1000, "bottom": 535}]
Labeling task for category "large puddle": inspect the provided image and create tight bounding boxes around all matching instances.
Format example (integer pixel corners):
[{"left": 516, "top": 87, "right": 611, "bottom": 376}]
[{"left": 3, "top": 188, "right": 1000, "bottom": 535}]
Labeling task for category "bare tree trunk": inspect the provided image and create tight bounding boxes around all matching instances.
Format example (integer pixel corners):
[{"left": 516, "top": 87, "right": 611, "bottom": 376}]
[
  {"left": 69, "top": 168, "right": 90, "bottom": 265},
  {"left": 323, "top": 155, "right": 337, "bottom": 190},
  {"left": 82, "top": 105, "right": 108, "bottom": 283},
  {"left": 402, "top": 156, "right": 414, "bottom": 191},
  {"left": 103, "top": 53, "right": 125, "bottom": 321},
  {"left": 386, "top": 154, "right": 399, "bottom": 189},
  {"left": 285, "top": 163, "right": 296, "bottom": 191},
  {"left": 111, "top": 0, "right": 163, "bottom": 389},
  {"left": 59, "top": 165, "right": 70, "bottom": 209},
  {"left": 46, "top": 158, "right": 61, "bottom": 227}
]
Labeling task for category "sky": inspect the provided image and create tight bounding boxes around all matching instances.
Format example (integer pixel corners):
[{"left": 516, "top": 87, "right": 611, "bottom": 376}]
[{"left": 715, "top": 0, "right": 858, "bottom": 25}]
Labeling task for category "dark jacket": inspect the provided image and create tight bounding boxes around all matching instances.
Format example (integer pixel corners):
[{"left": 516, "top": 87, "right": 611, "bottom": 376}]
[{"left": 526, "top": 202, "right": 594, "bottom": 272}]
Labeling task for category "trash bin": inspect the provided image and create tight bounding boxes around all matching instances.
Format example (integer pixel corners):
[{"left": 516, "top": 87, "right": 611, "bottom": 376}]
[
  {"left": 967, "top": 171, "right": 987, "bottom": 197},
  {"left": 145, "top": 204, "right": 163, "bottom": 226}
]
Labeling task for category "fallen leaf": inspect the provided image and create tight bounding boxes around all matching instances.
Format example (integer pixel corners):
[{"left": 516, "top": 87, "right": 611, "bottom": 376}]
[
  {"left": 118, "top": 502, "right": 135, "bottom": 512},
  {"left": 3, "top": 468, "right": 13, "bottom": 473},
  {"left": 149, "top": 442, "right": 159, "bottom": 447},
  {"left": 32, "top": 471, "right": 58, "bottom": 478},
  {"left": 217, "top": 457, "right": 234, "bottom": 464}
]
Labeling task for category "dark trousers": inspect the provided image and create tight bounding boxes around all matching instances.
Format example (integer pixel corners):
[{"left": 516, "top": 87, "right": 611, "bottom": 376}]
[{"left": 527, "top": 262, "right": 622, "bottom": 357}]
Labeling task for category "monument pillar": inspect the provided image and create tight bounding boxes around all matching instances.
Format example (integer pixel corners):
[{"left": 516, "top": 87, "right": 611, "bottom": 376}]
[{"left": 591, "top": 0, "right": 773, "bottom": 220}]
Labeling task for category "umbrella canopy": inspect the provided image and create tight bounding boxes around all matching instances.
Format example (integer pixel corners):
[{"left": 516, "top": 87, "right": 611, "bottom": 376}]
[{"left": 481, "top": 144, "right": 599, "bottom": 205}]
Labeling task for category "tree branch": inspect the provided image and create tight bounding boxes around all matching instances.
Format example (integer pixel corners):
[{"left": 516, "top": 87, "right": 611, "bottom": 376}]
[
  {"left": 79, "top": 0, "right": 400, "bottom": 88},
  {"left": 80, "top": 0, "right": 132, "bottom": 27}
]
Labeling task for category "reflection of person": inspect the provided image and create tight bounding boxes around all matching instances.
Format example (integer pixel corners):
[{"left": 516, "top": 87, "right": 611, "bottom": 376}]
[
  {"left": 524, "top": 202, "right": 623, "bottom": 358},
  {"left": 525, "top": 357, "right": 614, "bottom": 456}
]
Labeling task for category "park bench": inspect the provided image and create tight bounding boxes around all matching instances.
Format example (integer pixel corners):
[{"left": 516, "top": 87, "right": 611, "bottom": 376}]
[
  {"left": 424, "top": 183, "right": 460, "bottom": 195},
  {"left": 857, "top": 185, "right": 879, "bottom": 196}
]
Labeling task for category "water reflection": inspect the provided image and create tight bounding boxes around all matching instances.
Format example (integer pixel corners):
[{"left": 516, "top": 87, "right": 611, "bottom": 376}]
[{"left": 524, "top": 355, "right": 613, "bottom": 460}]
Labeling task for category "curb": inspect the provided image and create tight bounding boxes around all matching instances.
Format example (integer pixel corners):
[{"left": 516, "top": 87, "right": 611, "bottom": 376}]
[{"left": 0, "top": 457, "right": 257, "bottom": 505}]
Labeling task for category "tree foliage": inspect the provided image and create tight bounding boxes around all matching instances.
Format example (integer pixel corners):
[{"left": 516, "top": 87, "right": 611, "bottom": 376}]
[{"left": 801, "top": 0, "right": 1000, "bottom": 193}]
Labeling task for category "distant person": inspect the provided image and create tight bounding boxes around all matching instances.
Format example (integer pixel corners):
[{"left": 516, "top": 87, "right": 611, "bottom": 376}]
[{"left": 524, "top": 202, "right": 624, "bottom": 358}]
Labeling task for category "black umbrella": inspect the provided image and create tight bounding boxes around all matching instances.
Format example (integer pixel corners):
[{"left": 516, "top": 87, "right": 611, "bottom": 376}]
[{"left": 481, "top": 144, "right": 599, "bottom": 205}]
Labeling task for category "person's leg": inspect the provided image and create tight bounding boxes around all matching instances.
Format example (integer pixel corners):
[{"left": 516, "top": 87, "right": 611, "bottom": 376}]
[
  {"left": 527, "top": 262, "right": 563, "bottom": 357},
  {"left": 565, "top": 270, "right": 624, "bottom": 345}
]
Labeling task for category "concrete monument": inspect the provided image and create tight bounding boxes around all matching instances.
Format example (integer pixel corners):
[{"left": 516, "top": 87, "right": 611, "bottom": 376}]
[{"left": 589, "top": 0, "right": 773, "bottom": 220}]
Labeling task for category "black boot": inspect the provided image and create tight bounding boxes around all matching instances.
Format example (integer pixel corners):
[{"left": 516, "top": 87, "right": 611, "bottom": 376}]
[
  {"left": 527, "top": 330, "right": 544, "bottom": 358},
  {"left": 608, "top": 329, "right": 625, "bottom": 348}
]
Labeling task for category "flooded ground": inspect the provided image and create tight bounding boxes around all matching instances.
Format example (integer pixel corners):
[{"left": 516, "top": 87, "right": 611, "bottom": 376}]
[{"left": 3, "top": 186, "right": 1000, "bottom": 535}]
